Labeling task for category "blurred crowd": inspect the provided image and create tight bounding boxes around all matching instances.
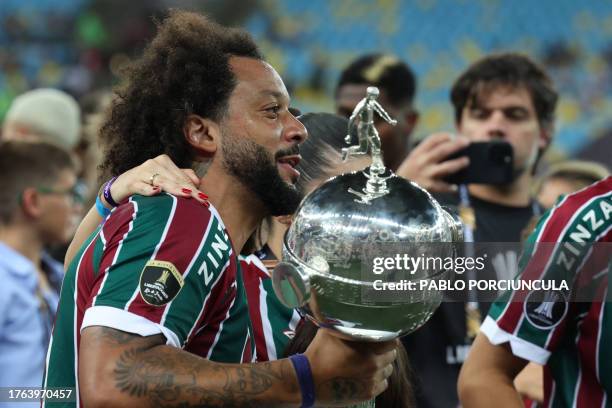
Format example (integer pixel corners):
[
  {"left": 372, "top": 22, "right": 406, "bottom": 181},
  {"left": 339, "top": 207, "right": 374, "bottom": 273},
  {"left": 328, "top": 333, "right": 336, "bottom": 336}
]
[{"left": 0, "top": 5, "right": 611, "bottom": 408}]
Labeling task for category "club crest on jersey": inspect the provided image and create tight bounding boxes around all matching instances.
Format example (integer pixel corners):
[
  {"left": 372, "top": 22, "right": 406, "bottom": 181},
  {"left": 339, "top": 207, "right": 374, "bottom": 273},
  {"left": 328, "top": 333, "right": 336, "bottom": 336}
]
[
  {"left": 139, "top": 260, "right": 184, "bottom": 306},
  {"left": 524, "top": 289, "right": 568, "bottom": 329}
]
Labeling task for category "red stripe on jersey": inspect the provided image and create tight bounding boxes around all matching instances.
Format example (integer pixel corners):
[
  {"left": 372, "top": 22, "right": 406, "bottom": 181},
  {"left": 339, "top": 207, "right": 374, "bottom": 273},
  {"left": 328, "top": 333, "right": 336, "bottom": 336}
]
[
  {"left": 543, "top": 364, "right": 555, "bottom": 407},
  {"left": 86, "top": 203, "right": 137, "bottom": 309},
  {"left": 77, "top": 202, "right": 137, "bottom": 355},
  {"left": 127, "top": 198, "right": 212, "bottom": 322},
  {"left": 574, "top": 282, "right": 607, "bottom": 406},
  {"left": 497, "top": 180, "right": 612, "bottom": 334},
  {"left": 72, "top": 231, "right": 102, "bottom": 400},
  {"left": 184, "top": 258, "right": 237, "bottom": 355},
  {"left": 185, "top": 319, "right": 220, "bottom": 357},
  {"left": 546, "top": 228, "right": 612, "bottom": 353},
  {"left": 242, "top": 259, "right": 269, "bottom": 362}
]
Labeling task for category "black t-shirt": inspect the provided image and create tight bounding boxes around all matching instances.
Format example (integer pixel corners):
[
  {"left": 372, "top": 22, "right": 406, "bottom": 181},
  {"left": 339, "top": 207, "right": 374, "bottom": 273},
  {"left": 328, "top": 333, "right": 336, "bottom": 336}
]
[{"left": 401, "top": 192, "right": 540, "bottom": 408}]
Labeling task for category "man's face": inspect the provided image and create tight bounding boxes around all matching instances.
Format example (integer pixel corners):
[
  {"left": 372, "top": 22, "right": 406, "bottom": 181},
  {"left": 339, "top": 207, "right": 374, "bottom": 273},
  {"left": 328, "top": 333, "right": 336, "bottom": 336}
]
[
  {"left": 37, "top": 169, "right": 81, "bottom": 245},
  {"left": 335, "top": 84, "right": 414, "bottom": 170},
  {"left": 220, "top": 57, "right": 307, "bottom": 216},
  {"left": 457, "top": 85, "right": 549, "bottom": 176}
]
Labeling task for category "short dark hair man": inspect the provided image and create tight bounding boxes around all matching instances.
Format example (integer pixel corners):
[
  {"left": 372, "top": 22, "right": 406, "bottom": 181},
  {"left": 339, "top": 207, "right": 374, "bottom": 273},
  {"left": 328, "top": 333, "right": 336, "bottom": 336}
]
[
  {"left": 335, "top": 53, "right": 418, "bottom": 172},
  {"left": 44, "top": 11, "right": 396, "bottom": 408},
  {"left": 402, "top": 53, "right": 559, "bottom": 408},
  {"left": 336, "top": 53, "right": 472, "bottom": 192},
  {"left": 0, "top": 141, "right": 78, "bottom": 397}
]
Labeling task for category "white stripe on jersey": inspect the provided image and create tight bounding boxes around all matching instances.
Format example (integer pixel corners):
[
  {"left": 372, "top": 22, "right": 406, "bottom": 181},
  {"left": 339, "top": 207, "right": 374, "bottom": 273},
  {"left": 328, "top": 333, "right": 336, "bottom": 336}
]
[
  {"left": 160, "top": 205, "right": 216, "bottom": 326},
  {"left": 124, "top": 195, "right": 176, "bottom": 310},
  {"left": 509, "top": 191, "right": 612, "bottom": 339},
  {"left": 595, "top": 289, "right": 607, "bottom": 389},
  {"left": 71, "top": 225, "right": 102, "bottom": 408},
  {"left": 187, "top": 256, "right": 232, "bottom": 346},
  {"left": 91, "top": 198, "right": 139, "bottom": 306},
  {"left": 258, "top": 279, "right": 277, "bottom": 360},
  {"left": 207, "top": 266, "right": 237, "bottom": 359}
]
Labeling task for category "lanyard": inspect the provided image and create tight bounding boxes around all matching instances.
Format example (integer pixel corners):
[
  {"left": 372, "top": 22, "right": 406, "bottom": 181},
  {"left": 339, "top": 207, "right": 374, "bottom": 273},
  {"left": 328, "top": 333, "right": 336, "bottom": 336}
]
[{"left": 458, "top": 184, "right": 541, "bottom": 339}]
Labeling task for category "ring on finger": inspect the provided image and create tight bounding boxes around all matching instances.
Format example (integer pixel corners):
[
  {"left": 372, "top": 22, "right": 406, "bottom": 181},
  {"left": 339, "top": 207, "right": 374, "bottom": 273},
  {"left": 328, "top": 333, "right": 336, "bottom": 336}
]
[{"left": 149, "top": 173, "right": 160, "bottom": 186}]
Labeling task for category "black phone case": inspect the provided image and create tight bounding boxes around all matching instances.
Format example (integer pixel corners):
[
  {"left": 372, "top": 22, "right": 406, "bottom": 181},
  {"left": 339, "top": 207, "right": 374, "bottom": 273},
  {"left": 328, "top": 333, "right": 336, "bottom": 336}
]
[{"left": 442, "top": 142, "right": 514, "bottom": 185}]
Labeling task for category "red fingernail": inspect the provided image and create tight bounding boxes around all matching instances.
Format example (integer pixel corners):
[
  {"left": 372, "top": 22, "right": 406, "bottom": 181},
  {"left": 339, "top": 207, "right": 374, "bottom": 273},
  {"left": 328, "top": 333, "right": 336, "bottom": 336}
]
[
  {"left": 201, "top": 200, "right": 210, "bottom": 208},
  {"left": 182, "top": 188, "right": 192, "bottom": 194},
  {"left": 153, "top": 186, "right": 161, "bottom": 191},
  {"left": 198, "top": 192, "right": 208, "bottom": 200}
]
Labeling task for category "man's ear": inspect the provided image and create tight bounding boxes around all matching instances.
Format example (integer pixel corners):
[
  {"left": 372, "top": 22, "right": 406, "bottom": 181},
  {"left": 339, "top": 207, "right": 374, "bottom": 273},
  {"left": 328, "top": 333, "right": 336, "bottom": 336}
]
[
  {"left": 184, "top": 114, "right": 220, "bottom": 157},
  {"left": 403, "top": 110, "right": 419, "bottom": 136},
  {"left": 539, "top": 125, "right": 553, "bottom": 150},
  {"left": 20, "top": 188, "right": 43, "bottom": 219}
]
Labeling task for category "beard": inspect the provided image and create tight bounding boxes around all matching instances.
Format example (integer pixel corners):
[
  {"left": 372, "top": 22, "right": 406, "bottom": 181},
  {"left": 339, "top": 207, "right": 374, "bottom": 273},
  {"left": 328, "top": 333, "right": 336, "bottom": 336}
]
[{"left": 221, "top": 129, "right": 302, "bottom": 216}]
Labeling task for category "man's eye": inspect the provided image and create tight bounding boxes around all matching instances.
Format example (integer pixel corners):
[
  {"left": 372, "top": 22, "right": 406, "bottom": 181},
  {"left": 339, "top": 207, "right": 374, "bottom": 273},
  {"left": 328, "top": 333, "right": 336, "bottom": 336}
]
[
  {"left": 266, "top": 106, "right": 280, "bottom": 117},
  {"left": 470, "top": 109, "right": 488, "bottom": 119},
  {"left": 505, "top": 108, "right": 528, "bottom": 121}
]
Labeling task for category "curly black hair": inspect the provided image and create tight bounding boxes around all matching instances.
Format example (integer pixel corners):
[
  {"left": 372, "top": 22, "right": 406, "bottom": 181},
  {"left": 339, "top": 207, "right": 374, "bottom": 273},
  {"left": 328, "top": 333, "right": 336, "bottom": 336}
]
[{"left": 99, "top": 10, "right": 262, "bottom": 179}]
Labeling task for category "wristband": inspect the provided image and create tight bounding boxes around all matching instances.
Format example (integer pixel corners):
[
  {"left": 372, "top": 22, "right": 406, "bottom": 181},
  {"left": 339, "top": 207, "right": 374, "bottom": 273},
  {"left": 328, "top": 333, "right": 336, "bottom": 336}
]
[
  {"left": 95, "top": 195, "right": 111, "bottom": 218},
  {"left": 103, "top": 176, "right": 120, "bottom": 207},
  {"left": 289, "top": 354, "right": 315, "bottom": 408}
]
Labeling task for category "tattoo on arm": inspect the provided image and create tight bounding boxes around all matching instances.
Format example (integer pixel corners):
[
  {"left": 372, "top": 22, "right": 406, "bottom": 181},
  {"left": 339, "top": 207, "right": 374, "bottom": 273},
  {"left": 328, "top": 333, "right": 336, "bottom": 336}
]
[
  {"left": 316, "top": 377, "right": 366, "bottom": 404},
  {"left": 112, "top": 338, "right": 292, "bottom": 407}
]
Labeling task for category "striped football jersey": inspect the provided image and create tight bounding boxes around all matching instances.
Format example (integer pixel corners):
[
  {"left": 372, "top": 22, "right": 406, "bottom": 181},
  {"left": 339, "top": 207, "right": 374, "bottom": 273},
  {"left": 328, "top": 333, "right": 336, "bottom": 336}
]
[
  {"left": 482, "top": 177, "right": 612, "bottom": 408},
  {"left": 43, "top": 194, "right": 252, "bottom": 407},
  {"left": 240, "top": 254, "right": 302, "bottom": 361}
]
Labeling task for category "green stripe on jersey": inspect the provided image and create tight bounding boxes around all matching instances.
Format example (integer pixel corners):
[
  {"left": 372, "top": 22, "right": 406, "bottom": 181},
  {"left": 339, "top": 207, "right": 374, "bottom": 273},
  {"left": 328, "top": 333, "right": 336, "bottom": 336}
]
[
  {"left": 207, "top": 262, "right": 253, "bottom": 363},
  {"left": 262, "top": 278, "right": 295, "bottom": 357},
  {"left": 161, "top": 216, "right": 229, "bottom": 345},
  {"left": 487, "top": 209, "right": 553, "bottom": 322},
  {"left": 599, "top": 290, "right": 612, "bottom": 405},
  {"left": 514, "top": 196, "right": 610, "bottom": 347},
  {"left": 547, "top": 340, "right": 581, "bottom": 408},
  {"left": 93, "top": 194, "right": 174, "bottom": 309},
  {"left": 44, "top": 227, "right": 102, "bottom": 405}
]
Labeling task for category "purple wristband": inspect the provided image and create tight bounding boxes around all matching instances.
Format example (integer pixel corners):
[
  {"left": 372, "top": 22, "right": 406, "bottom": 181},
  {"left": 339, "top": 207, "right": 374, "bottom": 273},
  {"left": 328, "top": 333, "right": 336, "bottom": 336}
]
[
  {"left": 289, "top": 354, "right": 315, "bottom": 408},
  {"left": 103, "top": 176, "right": 120, "bottom": 207}
]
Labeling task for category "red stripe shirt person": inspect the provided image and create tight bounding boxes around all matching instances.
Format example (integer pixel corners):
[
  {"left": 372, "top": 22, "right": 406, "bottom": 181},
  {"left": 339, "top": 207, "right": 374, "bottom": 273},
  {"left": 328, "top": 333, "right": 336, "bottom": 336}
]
[
  {"left": 240, "top": 254, "right": 301, "bottom": 361},
  {"left": 43, "top": 194, "right": 252, "bottom": 407},
  {"left": 482, "top": 177, "right": 612, "bottom": 408}
]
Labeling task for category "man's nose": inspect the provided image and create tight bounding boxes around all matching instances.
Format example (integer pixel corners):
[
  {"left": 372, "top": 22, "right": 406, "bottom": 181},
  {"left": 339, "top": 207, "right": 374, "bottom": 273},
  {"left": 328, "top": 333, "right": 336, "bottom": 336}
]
[
  {"left": 485, "top": 110, "right": 507, "bottom": 139},
  {"left": 283, "top": 113, "right": 307, "bottom": 144}
]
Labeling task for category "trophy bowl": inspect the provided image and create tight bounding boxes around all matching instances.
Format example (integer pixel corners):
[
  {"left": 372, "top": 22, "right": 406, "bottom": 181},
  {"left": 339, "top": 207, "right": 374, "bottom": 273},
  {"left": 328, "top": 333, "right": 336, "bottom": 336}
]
[{"left": 272, "top": 169, "right": 463, "bottom": 342}]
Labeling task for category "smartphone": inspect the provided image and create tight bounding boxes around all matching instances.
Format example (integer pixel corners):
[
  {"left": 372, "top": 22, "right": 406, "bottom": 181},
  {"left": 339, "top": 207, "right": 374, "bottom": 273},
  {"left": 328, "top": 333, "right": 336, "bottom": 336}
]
[{"left": 442, "top": 141, "right": 514, "bottom": 185}]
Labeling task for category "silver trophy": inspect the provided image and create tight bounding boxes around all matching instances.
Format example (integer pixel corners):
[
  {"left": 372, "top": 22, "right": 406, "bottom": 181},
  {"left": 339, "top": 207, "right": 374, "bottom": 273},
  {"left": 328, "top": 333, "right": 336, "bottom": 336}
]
[{"left": 272, "top": 87, "right": 463, "bottom": 342}]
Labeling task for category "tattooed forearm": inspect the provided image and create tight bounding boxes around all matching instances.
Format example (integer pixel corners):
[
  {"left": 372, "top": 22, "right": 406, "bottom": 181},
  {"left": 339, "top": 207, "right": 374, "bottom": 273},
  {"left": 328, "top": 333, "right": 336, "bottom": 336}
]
[
  {"left": 316, "top": 377, "right": 367, "bottom": 404},
  {"left": 113, "top": 342, "right": 295, "bottom": 408}
]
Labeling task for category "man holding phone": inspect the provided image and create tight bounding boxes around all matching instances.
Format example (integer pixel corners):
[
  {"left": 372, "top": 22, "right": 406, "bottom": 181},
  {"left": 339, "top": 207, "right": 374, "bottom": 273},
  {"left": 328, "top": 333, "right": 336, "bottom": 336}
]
[{"left": 401, "top": 53, "right": 559, "bottom": 408}]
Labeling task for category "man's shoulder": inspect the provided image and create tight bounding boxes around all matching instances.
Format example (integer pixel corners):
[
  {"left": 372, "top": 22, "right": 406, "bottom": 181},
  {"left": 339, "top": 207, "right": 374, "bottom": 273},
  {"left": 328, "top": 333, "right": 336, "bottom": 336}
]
[
  {"left": 542, "top": 177, "right": 612, "bottom": 237},
  {"left": 557, "top": 177, "right": 611, "bottom": 211},
  {"left": 111, "top": 194, "right": 217, "bottom": 228}
]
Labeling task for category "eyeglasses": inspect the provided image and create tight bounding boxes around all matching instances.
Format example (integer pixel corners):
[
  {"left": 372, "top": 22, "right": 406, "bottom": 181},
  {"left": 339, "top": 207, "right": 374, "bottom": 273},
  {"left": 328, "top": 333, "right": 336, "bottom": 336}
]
[
  {"left": 36, "top": 185, "right": 84, "bottom": 205},
  {"left": 18, "top": 184, "right": 85, "bottom": 206}
]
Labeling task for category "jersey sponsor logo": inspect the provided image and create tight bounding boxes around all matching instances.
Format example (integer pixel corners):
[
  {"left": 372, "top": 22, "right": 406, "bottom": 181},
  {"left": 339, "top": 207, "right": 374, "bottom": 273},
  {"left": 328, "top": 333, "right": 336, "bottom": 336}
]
[
  {"left": 198, "top": 231, "right": 230, "bottom": 286},
  {"left": 554, "top": 196, "right": 611, "bottom": 271},
  {"left": 524, "top": 289, "right": 568, "bottom": 329},
  {"left": 139, "top": 260, "right": 184, "bottom": 306}
]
